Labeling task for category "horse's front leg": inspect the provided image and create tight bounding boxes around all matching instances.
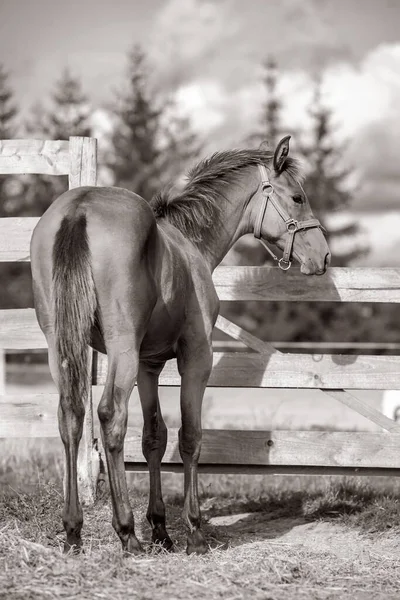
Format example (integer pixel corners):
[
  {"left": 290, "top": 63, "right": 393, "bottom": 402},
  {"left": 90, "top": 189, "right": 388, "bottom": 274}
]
[{"left": 177, "top": 342, "right": 213, "bottom": 555}]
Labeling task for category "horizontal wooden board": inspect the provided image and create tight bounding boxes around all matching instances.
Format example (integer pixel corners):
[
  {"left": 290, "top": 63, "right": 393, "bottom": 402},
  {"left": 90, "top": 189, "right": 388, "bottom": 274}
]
[
  {"left": 0, "top": 394, "right": 59, "bottom": 437},
  {"left": 0, "top": 139, "right": 70, "bottom": 175},
  {"left": 1, "top": 406, "right": 400, "bottom": 472},
  {"left": 95, "top": 351, "right": 400, "bottom": 390},
  {"left": 0, "top": 309, "right": 46, "bottom": 349},
  {"left": 123, "top": 428, "right": 400, "bottom": 470},
  {"left": 0, "top": 218, "right": 39, "bottom": 262},
  {"left": 213, "top": 266, "right": 400, "bottom": 303}
]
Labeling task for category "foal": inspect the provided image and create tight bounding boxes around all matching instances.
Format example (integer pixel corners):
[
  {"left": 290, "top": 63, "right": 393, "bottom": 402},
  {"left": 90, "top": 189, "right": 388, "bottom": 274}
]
[{"left": 31, "top": 136, "right": 330, "bottom": 555}]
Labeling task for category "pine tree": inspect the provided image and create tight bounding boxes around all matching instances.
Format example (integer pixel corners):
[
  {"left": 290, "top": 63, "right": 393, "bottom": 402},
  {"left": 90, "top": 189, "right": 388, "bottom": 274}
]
[
  {"left": 108, "top": 45, "right": 200, "bottom": 201},
  {"left": 0, "top": 64, "right": 19, "bottom": 217},
  {"left": 300, "top": 75, "right": 369, "bottom": 266},
  {"left": 247, "top": 56, "right": 282, "bottom": 149},
  {"left": 26, "top": 68, "right": 91, "bottom": 139},
  {"left": 263, "top": 55, "right": 281, "bottom": 147},
  {"left": 0, "top": 64, "right": 18, "bottom": 138},
  {"left": 48, "top": 67, "right": 91, "bottom": 139},
  {"left": 20, "top": 69, "right": 92, "bottom": 216},
  {"left": 0, "top": 66, "right": 30, "bottom": 312}
]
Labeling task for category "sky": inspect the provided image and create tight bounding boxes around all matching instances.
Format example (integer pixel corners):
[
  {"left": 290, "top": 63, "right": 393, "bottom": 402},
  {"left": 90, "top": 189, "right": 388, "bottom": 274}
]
[{"left": 2, "top": 0, "right": 400, "bottom": 211}]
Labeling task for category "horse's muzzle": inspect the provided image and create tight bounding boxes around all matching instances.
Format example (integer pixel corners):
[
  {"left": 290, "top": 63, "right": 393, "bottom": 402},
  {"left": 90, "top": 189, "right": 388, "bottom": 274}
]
[{"left": 300, "top": 252, "right": 331, "bottom": 276}]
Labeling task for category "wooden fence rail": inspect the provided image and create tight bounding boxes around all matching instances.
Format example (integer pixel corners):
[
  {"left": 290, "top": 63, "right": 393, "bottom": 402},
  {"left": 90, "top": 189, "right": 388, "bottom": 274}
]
[{"left": 1, "top": 137, "right": 400, "bottom": 504}]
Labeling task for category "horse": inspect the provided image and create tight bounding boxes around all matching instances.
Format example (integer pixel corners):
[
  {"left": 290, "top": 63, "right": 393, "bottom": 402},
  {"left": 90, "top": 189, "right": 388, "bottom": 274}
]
[{"left": 30, "top": 135, "right": 330, "bottom": 556}]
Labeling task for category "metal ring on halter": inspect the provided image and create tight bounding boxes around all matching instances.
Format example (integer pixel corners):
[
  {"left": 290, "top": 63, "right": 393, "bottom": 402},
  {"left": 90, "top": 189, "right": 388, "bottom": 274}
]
[
  {"left": 278, "top": 258, "right": 291, "bottom": 271},
  {"left": 286, "top": 220, "right": 298, "bottom": 232}
]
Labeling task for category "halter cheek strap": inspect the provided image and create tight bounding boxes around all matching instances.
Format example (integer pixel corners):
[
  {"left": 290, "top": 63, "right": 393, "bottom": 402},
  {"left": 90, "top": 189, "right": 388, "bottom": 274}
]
[{"left": 254, "top": 164, "right": 323, "bottom": 271}]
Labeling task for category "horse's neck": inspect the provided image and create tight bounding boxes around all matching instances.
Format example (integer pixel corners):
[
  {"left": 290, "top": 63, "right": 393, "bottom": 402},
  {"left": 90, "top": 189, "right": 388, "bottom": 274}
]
[{"left": 203, "top": 173, "right": 257, "bottom": 271}]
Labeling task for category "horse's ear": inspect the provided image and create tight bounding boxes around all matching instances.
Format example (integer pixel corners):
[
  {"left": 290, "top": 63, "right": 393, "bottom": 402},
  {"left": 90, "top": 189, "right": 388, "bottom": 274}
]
[
  {"left": 258, "top": 140, "right": 270, "bottom": 151},
  {"left": 273, "top": 135, "right": 291, "bottom": 173}
]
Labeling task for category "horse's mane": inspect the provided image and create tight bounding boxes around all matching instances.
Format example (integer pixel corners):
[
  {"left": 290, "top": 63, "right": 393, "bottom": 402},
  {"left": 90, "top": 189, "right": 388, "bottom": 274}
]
[{"left": 150, "top": 148, "right": 303, "bottom": 246}]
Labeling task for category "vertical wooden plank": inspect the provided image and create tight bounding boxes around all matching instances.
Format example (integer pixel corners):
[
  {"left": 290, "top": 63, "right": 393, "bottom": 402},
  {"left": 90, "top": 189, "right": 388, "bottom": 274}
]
[
  {"left": 68, "top": 137, "right": 97, "bottom": 189},
  {"left": 68, "top": 136, "right": 99, "bottom": 505},
  {"left": 0, "top": 350, "right": 5, "bottom": 395}
]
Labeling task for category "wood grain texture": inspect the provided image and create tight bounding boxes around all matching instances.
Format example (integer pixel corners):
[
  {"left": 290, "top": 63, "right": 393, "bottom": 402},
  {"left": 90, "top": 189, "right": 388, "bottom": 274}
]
[
  {"left": 0, "top": 139, "right": 70, "bottom": 174},
  {"left": 0, "top": 309, "right": 46, "bottom": 349},
  {"left": 68, "top": 137, "right": 97, "bottom": 188},
  {"left": 0, "top": 394, "right": 59, "bottom": 437},
  {"left": 213, "top": 266, "right": 400, "bottom": 303},
  {"left": 123, "top": 428, "right": 400, "bottom": 470},
  {"left": 0, "top": 350, "right": 4, "bottom": 395},
  {"left": 124, "top": 463, "right": 400, "bottom": 476},
  {"left": 95, "top": 351, "right": 400, "bottom": 390},
  {"left": 0, "top": 217, "right": 39, "bottom": 262}
]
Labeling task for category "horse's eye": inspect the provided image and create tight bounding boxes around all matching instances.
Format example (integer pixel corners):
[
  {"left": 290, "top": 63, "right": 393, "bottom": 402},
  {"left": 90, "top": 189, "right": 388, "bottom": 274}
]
[{"left": 292, "top": 194, "right": 303, "bottom": 204}]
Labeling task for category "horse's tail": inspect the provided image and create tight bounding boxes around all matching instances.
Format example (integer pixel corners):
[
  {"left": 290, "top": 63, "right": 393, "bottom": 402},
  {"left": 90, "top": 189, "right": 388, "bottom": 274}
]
[{"left": 52, "top": 213, "right": 96, "bottom": 409}]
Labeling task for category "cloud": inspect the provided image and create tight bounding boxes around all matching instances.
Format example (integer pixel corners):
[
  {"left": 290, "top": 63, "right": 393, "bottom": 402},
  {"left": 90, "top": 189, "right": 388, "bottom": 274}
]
[
  {"left": 279, "top": 0, "right": 353, "bottom": 70},
  {"left": 148, "top": 0, "right": 241, "bottom": 90},
  {"left": 174, "top": 81, "right": 227, "bottom": 134}
]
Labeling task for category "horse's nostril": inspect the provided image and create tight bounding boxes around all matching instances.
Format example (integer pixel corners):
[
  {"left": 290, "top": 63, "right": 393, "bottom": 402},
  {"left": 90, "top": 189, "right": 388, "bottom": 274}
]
[{"left": 324, "top": 252, "right": 331, "bottom": 268}]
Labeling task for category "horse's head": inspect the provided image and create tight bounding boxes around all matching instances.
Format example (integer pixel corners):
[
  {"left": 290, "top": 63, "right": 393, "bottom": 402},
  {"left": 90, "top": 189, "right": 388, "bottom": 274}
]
[{"left": 253, "top": 136, "right": 331, "bottom": 275}]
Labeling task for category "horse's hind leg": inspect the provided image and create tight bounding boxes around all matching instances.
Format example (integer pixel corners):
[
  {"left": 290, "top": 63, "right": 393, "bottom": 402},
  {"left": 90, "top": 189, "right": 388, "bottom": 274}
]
[
  {"left": 47, "top": 334, "right": 85, "bottom": 552},
  {"left": 97, "top": 342, "right": 142, "bottom": 555},
  {"left": 137, "top": 362, "right": 173, "bottom": 550}
]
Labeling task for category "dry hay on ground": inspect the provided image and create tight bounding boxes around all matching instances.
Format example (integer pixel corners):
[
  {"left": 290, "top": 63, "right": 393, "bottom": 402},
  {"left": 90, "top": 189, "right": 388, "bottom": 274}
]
[{"left": 2, "top": 475, "right": 400, "bottom": 600}]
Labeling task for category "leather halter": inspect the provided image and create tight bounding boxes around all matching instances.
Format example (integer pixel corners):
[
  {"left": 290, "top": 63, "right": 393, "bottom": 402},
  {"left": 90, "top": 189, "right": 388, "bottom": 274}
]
[{"left": 254, "top": 164, "right": 323, "bottom": 271}]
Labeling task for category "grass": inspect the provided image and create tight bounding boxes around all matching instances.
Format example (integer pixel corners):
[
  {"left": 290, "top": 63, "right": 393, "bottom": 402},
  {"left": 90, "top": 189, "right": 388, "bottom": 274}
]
[{"left": 2, "top": 440, "right": 400, "bottom": 599}]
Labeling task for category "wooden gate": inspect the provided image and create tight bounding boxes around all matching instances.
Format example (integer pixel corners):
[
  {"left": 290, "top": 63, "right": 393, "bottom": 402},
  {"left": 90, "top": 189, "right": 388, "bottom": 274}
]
[{"left": 1, "top": 137, "right": 400, "bottom": 504}]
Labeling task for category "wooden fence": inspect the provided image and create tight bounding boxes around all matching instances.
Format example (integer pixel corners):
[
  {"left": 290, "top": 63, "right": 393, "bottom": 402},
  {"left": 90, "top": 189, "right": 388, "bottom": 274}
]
[{"left": 2, "top": 137, "right": 400, "bottom": 504}]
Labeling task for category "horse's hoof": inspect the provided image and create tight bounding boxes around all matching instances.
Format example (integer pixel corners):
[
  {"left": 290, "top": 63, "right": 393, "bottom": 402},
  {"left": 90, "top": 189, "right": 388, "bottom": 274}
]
[
  {"left": 63, "top": 540, "right": 83, "bottom": 555},
  {"left": 123, "top": 535, "right": 144, "bottom": 557},
  {"left": 152, "top": 528, "right": 175, "bottom": 552},
  {"left": 186, "top": 530, "right": 208, "bottom": 555},
  {"left": 153, "top": 536, "right": 175, "bottom": 553}
]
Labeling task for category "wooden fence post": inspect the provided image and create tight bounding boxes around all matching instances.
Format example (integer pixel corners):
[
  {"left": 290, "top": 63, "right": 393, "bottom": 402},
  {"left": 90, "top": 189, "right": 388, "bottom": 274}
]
[
  {"left": 68, "top": 137, "right": 100, "bottom": 505},
  {"left": 0, "top": 350, "right": 5, "bottom": 395}
]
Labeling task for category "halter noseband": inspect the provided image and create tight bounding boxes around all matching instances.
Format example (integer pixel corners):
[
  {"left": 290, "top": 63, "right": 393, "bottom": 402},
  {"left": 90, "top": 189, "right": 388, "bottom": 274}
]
[{"left": 254, "top": 164, "right": 323, "bottom": 271}]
